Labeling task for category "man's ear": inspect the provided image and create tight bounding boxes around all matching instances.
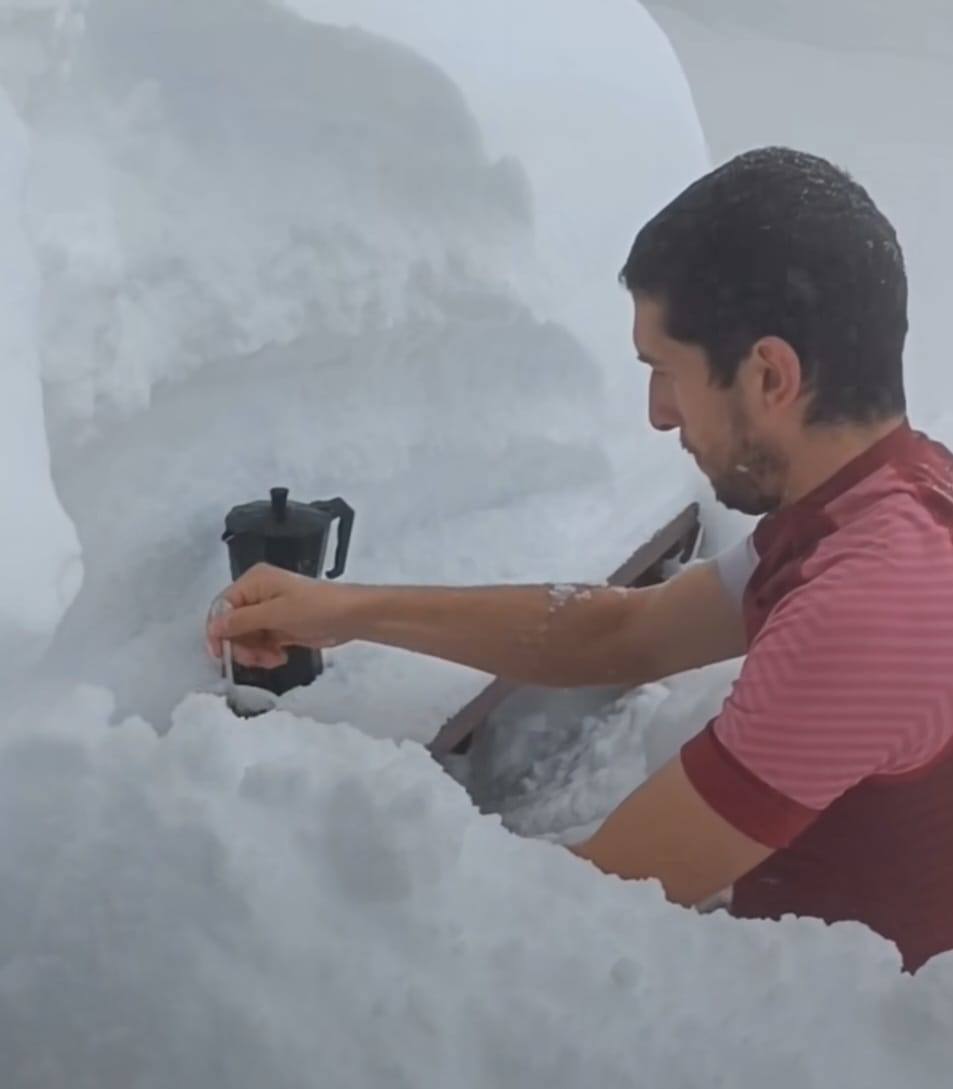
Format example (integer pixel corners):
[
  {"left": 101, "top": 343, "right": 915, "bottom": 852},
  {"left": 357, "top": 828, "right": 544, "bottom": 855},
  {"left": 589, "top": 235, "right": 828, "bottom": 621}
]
[{"left": 744, "top": 336, "right": 803, "bottom": 412}]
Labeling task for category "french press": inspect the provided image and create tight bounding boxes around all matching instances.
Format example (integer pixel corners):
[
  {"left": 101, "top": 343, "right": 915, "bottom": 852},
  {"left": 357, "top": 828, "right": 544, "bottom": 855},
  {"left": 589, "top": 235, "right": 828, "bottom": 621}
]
[{"left": 222, "top": 487, "right": 355, "bottom": 695}]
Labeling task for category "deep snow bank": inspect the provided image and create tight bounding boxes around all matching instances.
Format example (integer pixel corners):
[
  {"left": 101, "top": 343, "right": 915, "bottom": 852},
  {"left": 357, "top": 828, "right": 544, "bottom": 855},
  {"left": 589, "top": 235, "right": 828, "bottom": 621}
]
[
  {"left": 288, "top": 0, "right": 709, "bottom": 411},
  {"left": 1, "top": 0, "right": 709, "bottom": 731},
  {"left": 0, "top": 85, "right": 81, "bottom": 675},
  {"left": 0, "top": 690, "right": 950, "bottom": 1089}
]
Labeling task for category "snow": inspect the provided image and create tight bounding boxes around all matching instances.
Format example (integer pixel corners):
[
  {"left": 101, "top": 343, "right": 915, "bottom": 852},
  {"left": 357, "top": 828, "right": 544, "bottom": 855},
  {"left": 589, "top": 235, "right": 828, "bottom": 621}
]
[
  {"left": 0, "top": 0, "right": 950, "bottom": 1084},
  {"left": 0, "top": 85, "right": 82, "bottom": 676},
  {"left": 2, "top": 0, "right": 709, "bottom": 731},
  {"left": 288, "top": 0, "right": 708, "bottom": 417},
  {"left": 460, "top": 659, "right": 743, "bottom": 845},
  {"left": 1, "top": 689, "right": 951, "bottom": 1088}
]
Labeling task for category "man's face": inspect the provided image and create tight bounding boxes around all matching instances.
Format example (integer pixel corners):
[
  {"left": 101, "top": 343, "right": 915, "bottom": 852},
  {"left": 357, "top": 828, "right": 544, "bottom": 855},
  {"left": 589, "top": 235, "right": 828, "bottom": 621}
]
[{"left": 633, "top": 295, "right": 787, "bottom": 515}]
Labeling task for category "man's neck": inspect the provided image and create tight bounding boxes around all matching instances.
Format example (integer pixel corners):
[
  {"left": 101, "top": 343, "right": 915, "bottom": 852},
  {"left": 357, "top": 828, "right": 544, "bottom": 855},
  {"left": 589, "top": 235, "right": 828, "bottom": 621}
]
[{"left": 782, "top": 415, "right": 908, "bottom": 506}]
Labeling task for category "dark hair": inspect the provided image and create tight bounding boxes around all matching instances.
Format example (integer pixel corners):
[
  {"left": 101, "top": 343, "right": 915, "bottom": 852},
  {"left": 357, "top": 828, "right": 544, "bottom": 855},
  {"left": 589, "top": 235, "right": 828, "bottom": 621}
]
[{"left": 621, "top": 147, "right": 907, "bottom": 425}]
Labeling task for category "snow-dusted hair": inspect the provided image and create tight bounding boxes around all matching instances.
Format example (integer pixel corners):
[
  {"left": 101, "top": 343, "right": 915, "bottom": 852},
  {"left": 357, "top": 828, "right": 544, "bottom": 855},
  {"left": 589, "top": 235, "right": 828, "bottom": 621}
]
[{"left": 621, "top": 147, "right": 908, "bottom": 425}]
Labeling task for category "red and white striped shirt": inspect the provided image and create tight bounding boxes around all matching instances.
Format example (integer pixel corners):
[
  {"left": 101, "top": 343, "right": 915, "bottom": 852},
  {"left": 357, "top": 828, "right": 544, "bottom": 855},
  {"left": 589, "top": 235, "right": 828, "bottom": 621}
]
[{"left": 682, "top": 421, "right": 953, "bottom": 971}]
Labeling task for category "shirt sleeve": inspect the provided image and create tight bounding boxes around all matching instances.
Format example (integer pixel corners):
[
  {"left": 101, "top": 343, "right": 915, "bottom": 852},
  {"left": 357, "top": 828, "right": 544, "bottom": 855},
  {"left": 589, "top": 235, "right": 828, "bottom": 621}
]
[
  {"left": 712, "top": 533, "right": 759, "bottom": 611},
  {"left": 681, "top": 550, "right": 950, "bottom": 849}
]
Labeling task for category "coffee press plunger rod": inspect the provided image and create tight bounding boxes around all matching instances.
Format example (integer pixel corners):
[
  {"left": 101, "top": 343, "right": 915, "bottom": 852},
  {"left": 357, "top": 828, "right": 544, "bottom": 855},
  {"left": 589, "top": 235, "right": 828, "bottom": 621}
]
[
  {"left": 210, "top": 596, "right": 238, "bottom": 698},
  {"left": 223, "top": 629, "right": 237, "bottom": 696},
  {"left": 210, "top": 596, "right": 279, "bottom": 717}
]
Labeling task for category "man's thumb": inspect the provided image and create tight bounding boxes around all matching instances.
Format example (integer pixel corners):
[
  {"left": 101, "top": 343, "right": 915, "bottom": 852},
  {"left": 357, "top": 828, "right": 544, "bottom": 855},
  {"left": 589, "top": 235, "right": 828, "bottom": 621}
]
[{"left": 215, "top": 600, "right": 278, "bottom": 640}]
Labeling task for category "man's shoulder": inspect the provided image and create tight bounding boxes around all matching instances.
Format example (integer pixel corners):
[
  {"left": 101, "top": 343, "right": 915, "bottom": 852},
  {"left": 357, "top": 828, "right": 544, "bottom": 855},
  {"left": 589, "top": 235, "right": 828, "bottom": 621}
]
[
  {"left": 805, "top": 429, "right": 953, "bottom": 575},
  {"left": 814, "top": 467, "right": 953, "bottom": 581},
  {"left": 765, "top": 495, "right": 953, "bottom": 658}
]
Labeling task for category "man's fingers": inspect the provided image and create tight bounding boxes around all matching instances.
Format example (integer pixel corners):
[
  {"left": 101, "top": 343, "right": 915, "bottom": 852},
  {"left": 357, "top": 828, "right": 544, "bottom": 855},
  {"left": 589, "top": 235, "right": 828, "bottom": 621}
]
[
  {"left": 210, "top": 599, "right": 278, "bottom": 641},
  {"left": 222, "top": 564, "right": 284, "bottom": 611},
  {"left": 255, "top": 648, "right": 289, "bottom": 669},
  {"left": 206, "top": 566, "right": 298, "bottom": 665},
  {"left": 230, "top": 642, "right": 289, "bottom": 669}
]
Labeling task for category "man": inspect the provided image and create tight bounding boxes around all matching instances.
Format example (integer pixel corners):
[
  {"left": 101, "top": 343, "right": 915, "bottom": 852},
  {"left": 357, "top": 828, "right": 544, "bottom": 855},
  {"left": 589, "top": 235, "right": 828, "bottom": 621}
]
[{"left": 207, "top": 148, "right": 953, "bottom": 972}]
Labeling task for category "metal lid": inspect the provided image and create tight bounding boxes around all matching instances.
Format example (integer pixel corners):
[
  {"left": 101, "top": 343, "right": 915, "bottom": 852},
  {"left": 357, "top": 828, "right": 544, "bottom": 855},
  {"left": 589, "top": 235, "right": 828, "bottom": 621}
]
[{"left": 223, "top": 487, "right": 335, "bottom": 540}]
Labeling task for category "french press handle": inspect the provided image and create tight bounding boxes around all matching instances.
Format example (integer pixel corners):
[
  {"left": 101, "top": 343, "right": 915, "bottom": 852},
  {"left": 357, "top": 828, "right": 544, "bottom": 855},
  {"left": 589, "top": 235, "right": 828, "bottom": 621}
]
[{"left": 313, "top": 497, "right": 355, "bottom": 579}]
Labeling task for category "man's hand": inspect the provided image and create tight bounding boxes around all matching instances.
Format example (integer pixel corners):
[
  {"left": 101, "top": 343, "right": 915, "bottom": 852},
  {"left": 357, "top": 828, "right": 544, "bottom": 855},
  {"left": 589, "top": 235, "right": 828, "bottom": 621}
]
[
  {"left": 570, "top": 754, "right": 772, "bottom": 907},
  {"left": 206, "top": 563, "right": 367, "bottom": 669}
]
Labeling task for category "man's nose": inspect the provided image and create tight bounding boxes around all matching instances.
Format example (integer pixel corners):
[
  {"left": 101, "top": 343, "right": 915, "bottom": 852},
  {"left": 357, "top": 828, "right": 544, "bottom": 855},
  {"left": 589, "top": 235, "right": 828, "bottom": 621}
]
[{"left": 648, "top": 374, "right": 681, "bottom": 432}]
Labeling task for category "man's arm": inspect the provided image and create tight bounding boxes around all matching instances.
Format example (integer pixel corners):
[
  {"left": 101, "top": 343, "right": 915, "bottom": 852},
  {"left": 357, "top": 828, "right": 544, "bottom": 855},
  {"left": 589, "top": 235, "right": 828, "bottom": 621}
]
[
  {"left": 571, "top": 543, "right": 951, "bottom": 905},
  {"left": 210, "top": 558, "right": 747, "bottom": 688},
  {"left": 360, "top": 560, "right": 747, "bottom": 688},
  {"left": 569, "top": 754, "right": 772, "bottom": 906}
]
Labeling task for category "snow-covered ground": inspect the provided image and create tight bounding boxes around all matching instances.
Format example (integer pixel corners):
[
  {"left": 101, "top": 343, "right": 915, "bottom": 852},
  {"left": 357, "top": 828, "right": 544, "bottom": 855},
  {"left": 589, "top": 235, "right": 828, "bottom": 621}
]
[{"left": 0, "top": 1, "right": 950, "bottom": 1085}]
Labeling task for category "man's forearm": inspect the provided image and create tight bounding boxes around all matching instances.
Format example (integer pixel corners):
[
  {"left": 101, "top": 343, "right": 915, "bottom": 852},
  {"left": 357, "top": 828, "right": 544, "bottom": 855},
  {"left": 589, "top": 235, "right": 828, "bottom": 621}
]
[{"left": 350, "top": 583, "right": 640, "bottom": 687}]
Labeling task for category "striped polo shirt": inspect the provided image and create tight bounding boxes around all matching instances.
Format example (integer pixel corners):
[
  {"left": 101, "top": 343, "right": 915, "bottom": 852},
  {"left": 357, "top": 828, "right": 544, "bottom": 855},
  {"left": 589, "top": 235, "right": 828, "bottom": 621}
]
[{"left": 682, "top": 421, "right": 953, "bottom": 972}]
